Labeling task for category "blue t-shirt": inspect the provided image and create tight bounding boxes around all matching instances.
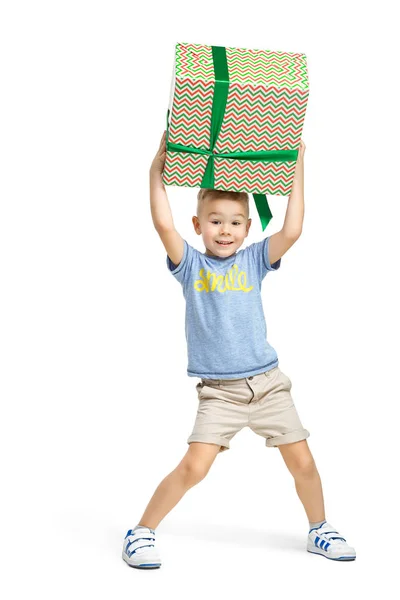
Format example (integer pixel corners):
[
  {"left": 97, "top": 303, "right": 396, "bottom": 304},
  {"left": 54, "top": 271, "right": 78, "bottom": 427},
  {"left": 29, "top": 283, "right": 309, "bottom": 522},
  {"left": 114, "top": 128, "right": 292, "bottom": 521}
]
[{"left": 166, "top": 236, "right": 281, "bottom": 379}]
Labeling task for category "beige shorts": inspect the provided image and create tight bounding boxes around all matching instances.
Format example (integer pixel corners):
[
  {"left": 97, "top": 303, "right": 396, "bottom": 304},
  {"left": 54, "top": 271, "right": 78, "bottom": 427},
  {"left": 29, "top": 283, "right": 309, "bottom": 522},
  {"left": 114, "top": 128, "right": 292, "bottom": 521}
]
[{"left": 188, "top": 366, "right": 310, "bottom": 453}]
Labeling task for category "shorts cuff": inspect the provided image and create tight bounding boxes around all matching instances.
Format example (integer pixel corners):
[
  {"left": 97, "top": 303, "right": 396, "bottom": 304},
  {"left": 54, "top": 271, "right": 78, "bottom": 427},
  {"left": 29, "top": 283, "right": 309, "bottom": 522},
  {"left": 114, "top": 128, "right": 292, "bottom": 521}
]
[
  {"left": 266, "top": 428, "right": 310, "bottom": 448},
  {"left": 187, "top": 434, "right": 230, "bottom": 452}
]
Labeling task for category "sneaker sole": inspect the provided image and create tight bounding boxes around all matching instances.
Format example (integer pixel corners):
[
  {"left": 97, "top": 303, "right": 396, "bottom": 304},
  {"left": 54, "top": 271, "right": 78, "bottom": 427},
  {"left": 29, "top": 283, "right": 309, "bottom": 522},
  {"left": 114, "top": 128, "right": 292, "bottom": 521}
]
[
  {"left": 122, "top": 551, "right": 161, "bottom": 569},
  {"left": 307, "top": 548, "right": 356, "bottom": 561}
]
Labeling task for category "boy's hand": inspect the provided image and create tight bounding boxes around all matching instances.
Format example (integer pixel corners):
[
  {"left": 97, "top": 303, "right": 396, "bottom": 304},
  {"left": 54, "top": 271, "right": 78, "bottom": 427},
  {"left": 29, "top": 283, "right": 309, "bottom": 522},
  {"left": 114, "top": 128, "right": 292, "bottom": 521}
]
[
  {"left": 297, "top": 139, "right": 306, "bottom": 161},
  {"left": 293, "top": 139, "right": 306, "bottom": 178},
  {"left": 150, "top": 131, "right": 167, "bottom": 182}
]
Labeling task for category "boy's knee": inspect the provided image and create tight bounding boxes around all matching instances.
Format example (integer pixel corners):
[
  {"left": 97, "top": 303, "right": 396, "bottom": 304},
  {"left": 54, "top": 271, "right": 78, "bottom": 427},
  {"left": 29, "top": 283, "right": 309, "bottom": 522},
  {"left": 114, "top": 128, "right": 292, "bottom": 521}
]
[
  {"left": 177, "top": 459, "right": 210, "bottom": 485},
  {"left": 292, "top": 457, "right": 317, "bottom": 479}
]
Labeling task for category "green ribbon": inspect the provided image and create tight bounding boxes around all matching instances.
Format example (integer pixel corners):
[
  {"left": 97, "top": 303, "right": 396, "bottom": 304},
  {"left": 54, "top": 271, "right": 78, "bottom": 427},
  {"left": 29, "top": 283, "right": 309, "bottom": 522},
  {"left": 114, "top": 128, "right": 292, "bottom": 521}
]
[{"left": 166, "top": 45, "right": 298, "bottom": 231}]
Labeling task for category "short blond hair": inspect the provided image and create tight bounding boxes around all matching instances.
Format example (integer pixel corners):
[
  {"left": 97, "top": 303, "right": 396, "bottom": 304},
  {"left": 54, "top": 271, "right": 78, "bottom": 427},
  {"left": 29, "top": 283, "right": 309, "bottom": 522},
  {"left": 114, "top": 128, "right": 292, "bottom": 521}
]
[{"left": 197, "top": 188, "right": 249, "bottom": 218}]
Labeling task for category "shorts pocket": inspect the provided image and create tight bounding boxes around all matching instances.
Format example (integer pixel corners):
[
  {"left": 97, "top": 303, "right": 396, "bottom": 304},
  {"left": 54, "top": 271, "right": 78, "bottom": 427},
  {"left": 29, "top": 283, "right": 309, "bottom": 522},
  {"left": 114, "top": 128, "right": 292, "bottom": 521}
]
[{"left": 197, "top": 381, "right": 221, "bottom": 400}]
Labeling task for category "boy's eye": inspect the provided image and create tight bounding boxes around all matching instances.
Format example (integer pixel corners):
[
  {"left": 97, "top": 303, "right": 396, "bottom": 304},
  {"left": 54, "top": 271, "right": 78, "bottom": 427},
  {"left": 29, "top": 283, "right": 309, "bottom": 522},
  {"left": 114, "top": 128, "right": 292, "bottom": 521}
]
[{"left": 211, "top": 221, "right": 241, "bottom": 225}]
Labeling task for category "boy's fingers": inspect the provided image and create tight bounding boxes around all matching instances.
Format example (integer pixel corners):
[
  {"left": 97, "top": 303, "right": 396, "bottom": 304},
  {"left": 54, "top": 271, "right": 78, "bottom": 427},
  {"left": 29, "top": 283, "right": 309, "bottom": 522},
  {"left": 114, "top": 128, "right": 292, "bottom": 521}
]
[{"left": 159, "top": 132, "right": 167, "bottom": 150}]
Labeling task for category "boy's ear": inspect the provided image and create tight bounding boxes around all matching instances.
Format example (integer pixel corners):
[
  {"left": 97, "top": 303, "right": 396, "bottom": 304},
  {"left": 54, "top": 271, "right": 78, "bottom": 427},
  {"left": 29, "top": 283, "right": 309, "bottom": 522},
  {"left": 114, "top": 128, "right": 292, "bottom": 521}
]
[
  {"left": 246, "top": 218, "right": 252, "bottom": 236},
  {"left": 192, "top": 215, "right": 201, "bottom": 234}
]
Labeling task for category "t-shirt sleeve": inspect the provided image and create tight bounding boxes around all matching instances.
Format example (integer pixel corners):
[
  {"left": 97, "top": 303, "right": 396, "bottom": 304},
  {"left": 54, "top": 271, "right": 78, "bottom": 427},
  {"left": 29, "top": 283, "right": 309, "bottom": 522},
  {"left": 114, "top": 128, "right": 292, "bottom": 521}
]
[
  {"left": 248, "top": 235, "right": 281, "bottom": 281},
  {"left": 166, "top": 239, "right": 194, "bottom": 285}
]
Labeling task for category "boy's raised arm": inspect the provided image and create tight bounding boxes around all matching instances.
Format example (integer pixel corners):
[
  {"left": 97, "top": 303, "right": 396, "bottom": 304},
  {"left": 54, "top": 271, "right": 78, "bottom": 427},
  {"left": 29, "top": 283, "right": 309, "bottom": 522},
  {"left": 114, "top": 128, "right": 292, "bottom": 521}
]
[
  {"left": 150, "top": 131, "right": 184, "bottom": 266},
  {"left": 268, "top": 140, "right": 306, "bottom": 265}
]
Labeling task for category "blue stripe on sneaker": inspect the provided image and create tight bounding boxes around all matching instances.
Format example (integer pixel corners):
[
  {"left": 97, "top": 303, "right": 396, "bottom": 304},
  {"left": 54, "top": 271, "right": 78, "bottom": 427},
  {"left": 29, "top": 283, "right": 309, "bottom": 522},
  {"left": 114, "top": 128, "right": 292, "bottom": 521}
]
[{"left": 315, "top": 536, "right": 320, "bottom": 547}]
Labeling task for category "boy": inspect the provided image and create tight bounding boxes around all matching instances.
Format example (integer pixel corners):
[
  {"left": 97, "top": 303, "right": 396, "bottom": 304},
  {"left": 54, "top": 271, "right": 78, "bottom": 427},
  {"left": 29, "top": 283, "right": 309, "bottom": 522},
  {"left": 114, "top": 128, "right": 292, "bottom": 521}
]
[{"left": 122, "top": 132, "right": 356, "bottom": 569}]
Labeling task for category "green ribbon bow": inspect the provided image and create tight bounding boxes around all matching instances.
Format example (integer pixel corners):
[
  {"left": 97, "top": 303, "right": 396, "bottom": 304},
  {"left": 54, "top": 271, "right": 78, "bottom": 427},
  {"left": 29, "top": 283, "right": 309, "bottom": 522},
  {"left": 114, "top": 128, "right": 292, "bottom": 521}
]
[{"left": 166, "top": 45, "right": 298, "bottom": 231}]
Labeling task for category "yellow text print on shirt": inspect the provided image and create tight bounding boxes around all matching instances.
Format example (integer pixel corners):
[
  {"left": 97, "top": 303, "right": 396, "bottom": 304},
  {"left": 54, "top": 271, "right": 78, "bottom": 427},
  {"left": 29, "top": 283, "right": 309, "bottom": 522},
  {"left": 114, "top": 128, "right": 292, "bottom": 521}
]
[{"left": 194, "top": 264, "right": 253, "bottom": 294}]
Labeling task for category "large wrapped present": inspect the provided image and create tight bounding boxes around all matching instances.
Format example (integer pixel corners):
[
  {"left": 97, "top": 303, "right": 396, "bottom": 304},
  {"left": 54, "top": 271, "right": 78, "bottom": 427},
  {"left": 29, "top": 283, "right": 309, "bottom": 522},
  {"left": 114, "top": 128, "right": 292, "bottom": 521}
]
[{"left": 162, "top": 43, "right": 309, "bottom": 230}]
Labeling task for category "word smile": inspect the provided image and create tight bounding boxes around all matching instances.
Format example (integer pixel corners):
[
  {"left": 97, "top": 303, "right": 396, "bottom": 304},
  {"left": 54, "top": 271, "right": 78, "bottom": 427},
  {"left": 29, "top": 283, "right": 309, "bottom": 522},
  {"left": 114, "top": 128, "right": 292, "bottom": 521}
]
[{"left": 194, "top": 264, "right": 253, "bottom": 293}]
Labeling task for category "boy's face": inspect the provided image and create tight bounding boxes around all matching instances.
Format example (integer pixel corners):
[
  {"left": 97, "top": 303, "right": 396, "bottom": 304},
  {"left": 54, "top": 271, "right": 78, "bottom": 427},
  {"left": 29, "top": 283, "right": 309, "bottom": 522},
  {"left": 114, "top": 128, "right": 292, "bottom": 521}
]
[{"left": 192, "top": 197, "right": 252, "bottom": 257}]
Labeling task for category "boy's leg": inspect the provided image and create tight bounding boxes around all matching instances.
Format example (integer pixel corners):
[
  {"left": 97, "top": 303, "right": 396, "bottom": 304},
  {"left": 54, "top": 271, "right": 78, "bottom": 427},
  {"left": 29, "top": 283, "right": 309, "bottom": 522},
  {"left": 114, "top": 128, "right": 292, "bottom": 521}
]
[
  {"left": 278, "top": 439, "right": 326, "bottom": 522},
  {"left": 137, "top": 442, "right": 221, "bottom": 530}
]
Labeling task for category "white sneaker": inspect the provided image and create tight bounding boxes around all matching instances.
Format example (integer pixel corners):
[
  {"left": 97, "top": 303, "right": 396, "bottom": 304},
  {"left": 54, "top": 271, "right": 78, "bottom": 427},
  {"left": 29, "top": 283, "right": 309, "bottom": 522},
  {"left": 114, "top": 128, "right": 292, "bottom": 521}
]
[
  {"left": 307, "top": 521, "right": 356, "bottom": 561},
  {"left": 122, "top": 526, "right": 162, "bottom": 569}
]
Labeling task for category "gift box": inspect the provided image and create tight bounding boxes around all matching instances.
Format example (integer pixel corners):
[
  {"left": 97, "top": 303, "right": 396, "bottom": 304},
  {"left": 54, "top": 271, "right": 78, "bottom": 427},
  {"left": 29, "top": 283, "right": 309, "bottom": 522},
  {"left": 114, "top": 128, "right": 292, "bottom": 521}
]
[{"left": 162, "top": 42, "right": 309, "bottom": 230}]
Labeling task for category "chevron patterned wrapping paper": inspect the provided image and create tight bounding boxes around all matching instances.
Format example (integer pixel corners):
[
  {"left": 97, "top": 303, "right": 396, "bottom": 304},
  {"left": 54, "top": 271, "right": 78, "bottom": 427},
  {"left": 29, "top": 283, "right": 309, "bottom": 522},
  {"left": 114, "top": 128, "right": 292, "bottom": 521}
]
[{"left": 162, "top": 42, "right": 309, "bottom": 200}]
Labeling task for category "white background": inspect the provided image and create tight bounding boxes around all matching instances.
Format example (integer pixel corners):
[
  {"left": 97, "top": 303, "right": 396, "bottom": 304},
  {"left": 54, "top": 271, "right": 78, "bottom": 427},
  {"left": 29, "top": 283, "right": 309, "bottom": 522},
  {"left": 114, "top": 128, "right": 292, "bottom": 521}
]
[{"left": 1, "top": 0, "right": 399, "bottom": 597}]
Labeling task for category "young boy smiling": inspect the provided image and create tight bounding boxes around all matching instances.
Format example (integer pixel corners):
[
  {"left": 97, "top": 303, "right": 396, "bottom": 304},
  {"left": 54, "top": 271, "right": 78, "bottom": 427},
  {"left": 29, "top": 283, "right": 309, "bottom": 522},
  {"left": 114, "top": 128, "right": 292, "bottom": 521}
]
[{"left": 122, "top": 132, "right": 356, "bottom": 568}]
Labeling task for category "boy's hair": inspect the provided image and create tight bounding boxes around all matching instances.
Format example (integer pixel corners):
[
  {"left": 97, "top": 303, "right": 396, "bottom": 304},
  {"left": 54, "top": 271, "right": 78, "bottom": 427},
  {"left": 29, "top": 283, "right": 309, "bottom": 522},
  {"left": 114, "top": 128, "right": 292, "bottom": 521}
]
[{"left": 197, "top": 188, "right": 249, "bottom": 218}]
